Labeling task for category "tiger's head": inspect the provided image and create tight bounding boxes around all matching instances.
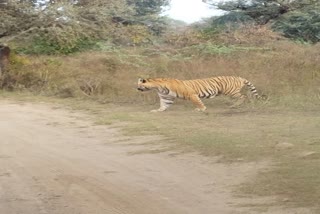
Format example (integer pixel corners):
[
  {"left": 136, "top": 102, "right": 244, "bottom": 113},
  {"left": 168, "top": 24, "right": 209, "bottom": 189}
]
[
  {"left": 137, "top": 78, "right": 152, "bottom": 91},
  {"left": 137, "top": 78, "right": 173, "bottom": 92}
]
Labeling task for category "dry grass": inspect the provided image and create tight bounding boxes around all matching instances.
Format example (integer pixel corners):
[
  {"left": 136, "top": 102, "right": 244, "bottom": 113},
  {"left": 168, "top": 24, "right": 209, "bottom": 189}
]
[
  {"left": 216, "top": 24, "right": 284, "bottom": 45},
  {"left": 7, "top": 39, "right": 320, "bottom": 109}
]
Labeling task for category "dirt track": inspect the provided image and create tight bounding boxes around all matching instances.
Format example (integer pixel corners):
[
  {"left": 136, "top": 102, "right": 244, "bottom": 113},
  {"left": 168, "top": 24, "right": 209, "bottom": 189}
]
[{"left": 0, "top": 101, "right": 311, "bottom": 214}]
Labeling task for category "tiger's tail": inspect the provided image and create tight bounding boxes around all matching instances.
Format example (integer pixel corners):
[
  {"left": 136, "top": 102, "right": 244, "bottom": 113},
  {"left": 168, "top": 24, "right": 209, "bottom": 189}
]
[{"left": 244, "top": 80, "right": 267, "bottom": 100}]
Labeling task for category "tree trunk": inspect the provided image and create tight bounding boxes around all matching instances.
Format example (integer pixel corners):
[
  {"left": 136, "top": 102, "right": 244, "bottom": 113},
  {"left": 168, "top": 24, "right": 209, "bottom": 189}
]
[{"left": 0, "top": 44, "right": 10, "bottom": 78}]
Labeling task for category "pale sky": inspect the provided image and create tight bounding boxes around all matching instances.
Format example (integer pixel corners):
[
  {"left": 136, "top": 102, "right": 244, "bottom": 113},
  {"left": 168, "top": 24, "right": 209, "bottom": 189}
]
[{"left": 164, "top": 0, "right": 225, "bottom": 23}]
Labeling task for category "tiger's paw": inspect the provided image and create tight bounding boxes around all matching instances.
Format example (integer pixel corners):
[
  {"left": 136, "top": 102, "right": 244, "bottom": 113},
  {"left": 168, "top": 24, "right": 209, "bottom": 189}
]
[
  {"left": 194, "top": 107, "right": 206, "bottom": 112},
  {"left": 150, "top": 109, "right": 166, "bottom": 113}
]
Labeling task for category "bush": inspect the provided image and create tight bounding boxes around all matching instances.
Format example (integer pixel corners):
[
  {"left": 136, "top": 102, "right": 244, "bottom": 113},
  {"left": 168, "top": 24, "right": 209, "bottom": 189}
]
[
  {"left": 210, "top": 12, "right": 255, "bottom": 27},
  {"left": 16, "top": 36, "right": 98, "bottom": 55},
  {"left": 273, "top": 7, "right": 320, "bottom": 43}
]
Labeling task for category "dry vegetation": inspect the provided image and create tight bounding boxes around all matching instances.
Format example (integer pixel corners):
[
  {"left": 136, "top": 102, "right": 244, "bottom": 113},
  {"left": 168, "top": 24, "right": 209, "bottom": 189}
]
[
  {"left": 6, "top": 27, "right": 320, "bottom": 108},
  {"left": 2, "top": 26, "right": 320, "bottom": 212}
]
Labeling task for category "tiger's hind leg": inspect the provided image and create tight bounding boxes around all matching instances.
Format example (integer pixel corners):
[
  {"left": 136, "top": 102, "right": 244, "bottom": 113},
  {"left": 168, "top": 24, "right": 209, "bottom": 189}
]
[{"left": 230, "top": 93, "right": 247, "bottom": 108}]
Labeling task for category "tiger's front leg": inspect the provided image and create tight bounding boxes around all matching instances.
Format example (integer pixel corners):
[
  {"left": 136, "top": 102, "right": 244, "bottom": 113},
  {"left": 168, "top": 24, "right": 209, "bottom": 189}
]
[
  {"left": 190, "top": 95, "right": 207, "bottom": 112},
  {"left": 151, "top": 94, "right": 175, "bottom": 112}
]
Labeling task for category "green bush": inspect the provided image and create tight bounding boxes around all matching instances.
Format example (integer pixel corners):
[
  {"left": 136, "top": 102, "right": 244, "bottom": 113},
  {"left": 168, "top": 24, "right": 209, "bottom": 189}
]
[
  {"left": 211, "top": 12, "right": 255, "bottom": 27},
  {"left": 16, "top": 36, "right": 98, "bottom": 55},
  {"left": 273, "top": 7, "right": 320, "bottom": 43}
]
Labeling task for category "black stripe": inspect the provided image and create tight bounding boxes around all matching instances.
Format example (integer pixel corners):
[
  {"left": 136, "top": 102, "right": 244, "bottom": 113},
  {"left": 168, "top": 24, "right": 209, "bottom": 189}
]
[{"left": 198, "top": 88, "right": 206, "bottom": 98}]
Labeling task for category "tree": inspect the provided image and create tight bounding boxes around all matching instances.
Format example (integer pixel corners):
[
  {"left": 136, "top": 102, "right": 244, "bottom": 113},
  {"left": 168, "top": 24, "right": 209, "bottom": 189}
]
[
  {"left": 273, "top": 5, "right": 320, "bottom": 43},
  {"left": 124, "top": 0, "right": 171, "bottom": 36},
  {"left": 0, "top": 0, "right": 132, "bottom": 39},
  {"left": 204, "top": 0, "right": 320, "bottom": 43},
  {"left": 0, "top": 44, "right": 10, "bottom": 75},
  {"left": 127, "top": 0, "right": 170, "bottom": 16},
  {"left": 205, "top": 0, "right": 318, "bottom": 24},
  {"left": 0, "top": 0, "right": 170, "bottom": 53}
]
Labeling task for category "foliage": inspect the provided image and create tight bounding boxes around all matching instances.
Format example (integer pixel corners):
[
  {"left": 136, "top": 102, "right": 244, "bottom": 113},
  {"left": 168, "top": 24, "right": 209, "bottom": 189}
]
[
  {"left": 205, "top": 0, "right": 291, "bottom": 24},
  {"left": 110, "top": 24, "right": 153, "bottom": 46},
  {"left": 0, "top": 0, "right": 170, "bottom": 54},
  {"left": 204, "top": 0, "right": 320, "bottom": 43},
  {"left": 205, "top": 0, "right": 318, "bottom": 23},
  {"left": 164, "top": 27, "right": 208, "bottom": 47},
  {"left": 127, "top": 0, "right": 170, "bottom": 16},
  {"left": 16, "top": 37, "right": 98, "bottom": 55},
  {"left": 217, "top": 24, "right": 283, "bottom": 45},
  {"left": 208, "top": 12, "right": 255, "bottom": 28},
  {"left": 273, "top": 6, "right": 320, "bottom": 43}
]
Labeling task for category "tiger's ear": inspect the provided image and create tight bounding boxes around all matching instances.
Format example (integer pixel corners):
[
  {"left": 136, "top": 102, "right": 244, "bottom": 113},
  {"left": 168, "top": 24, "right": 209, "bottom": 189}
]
[{"left": 139, "top": 78, "right": 146, "bottom": 83}]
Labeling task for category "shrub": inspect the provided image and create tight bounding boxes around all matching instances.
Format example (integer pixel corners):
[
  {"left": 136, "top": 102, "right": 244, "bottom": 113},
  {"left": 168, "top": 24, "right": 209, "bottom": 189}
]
[
  {"left": 273, "top": 7, "right": 320, "bottom": 43},
  {"left": 16, "top": 36, "right": 98, "bottom": 55}
]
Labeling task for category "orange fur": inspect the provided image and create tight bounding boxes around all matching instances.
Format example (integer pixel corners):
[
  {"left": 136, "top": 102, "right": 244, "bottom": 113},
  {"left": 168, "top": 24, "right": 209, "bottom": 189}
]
[{"left": 137, "top": 76, "right": 264, "bottom": 112}]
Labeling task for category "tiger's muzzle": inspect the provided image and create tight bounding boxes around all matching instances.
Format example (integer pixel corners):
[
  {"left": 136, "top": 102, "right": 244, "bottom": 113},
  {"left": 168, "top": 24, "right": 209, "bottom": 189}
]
[{"left": 137, "top": 86, "right": 150, "bottom": 91}]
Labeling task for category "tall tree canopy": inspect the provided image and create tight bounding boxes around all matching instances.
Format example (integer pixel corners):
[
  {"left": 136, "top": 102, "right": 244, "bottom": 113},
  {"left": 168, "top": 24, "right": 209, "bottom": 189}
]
[
  {"left": 205, "top": 0, "right": 318, "bottom": 24},
  {"left": 204, "top": 0, "right": 320, "bottom": 43},
  {"left": 0, "top": 0, "right": 170, "bottom": 53},
  {"left": 128, "top": 0, "right": 170, "bottom": 16}
]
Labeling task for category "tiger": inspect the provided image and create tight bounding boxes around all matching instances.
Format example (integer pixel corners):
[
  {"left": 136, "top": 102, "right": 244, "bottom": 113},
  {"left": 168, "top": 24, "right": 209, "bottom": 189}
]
[{"left": 137, "top": 76, "right": 265, "bottom": 112}]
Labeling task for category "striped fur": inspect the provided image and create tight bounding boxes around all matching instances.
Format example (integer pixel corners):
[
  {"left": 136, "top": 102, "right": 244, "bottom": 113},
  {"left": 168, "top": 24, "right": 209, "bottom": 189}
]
[{"left": 137, "top": 76, "right": 264, "bottom": 112}]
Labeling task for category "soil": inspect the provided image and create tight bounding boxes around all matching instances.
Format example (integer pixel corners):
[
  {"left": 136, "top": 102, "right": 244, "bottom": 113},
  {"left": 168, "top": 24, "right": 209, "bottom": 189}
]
[{"left": 0, "top": 101, "right": 312, "bottom": 214}]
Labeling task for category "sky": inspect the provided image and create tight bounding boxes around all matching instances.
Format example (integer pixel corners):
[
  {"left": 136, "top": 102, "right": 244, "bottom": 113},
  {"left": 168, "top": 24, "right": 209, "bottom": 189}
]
[{"left": 164, "top": 0, "right": 225, "bottom": 23}]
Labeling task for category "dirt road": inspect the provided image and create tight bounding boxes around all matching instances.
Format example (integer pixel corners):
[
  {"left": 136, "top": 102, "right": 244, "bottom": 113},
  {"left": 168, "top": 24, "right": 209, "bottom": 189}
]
[{"left": 0, "top": 101, "right": 309, "bottom": 214}]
